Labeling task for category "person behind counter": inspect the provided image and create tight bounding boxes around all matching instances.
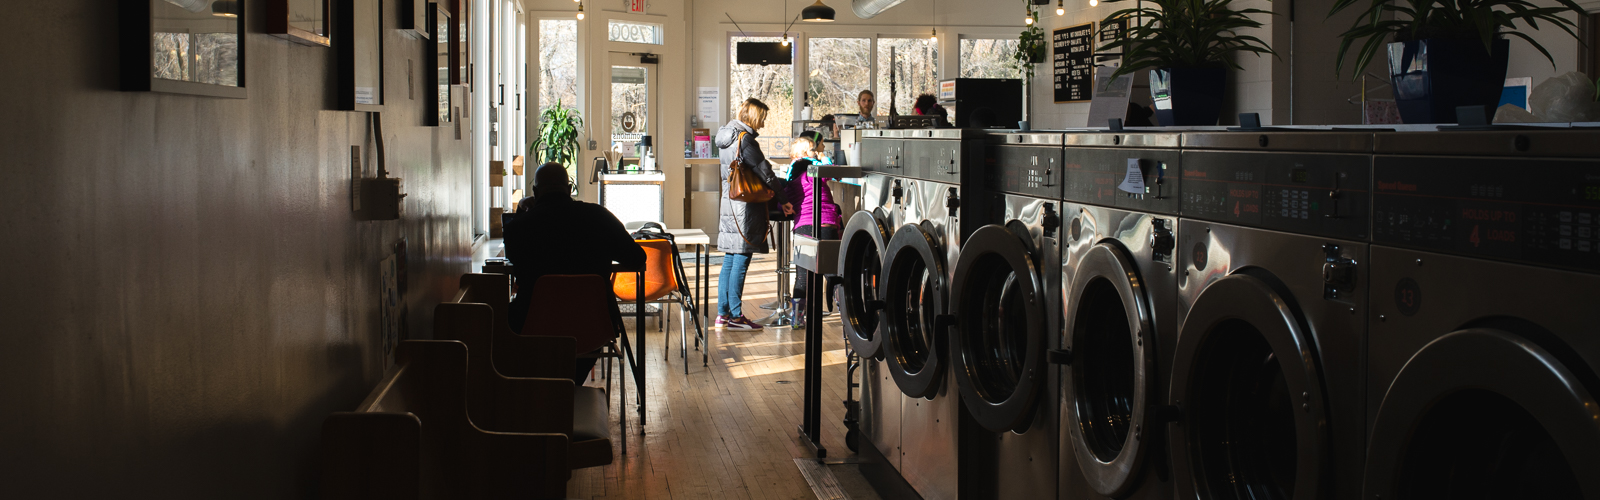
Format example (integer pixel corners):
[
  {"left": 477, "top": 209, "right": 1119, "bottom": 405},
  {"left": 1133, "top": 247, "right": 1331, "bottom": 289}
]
[
  {"left": 783, "top": 131, "right": 842, "bottom": 328},
  {"left": 715, "top": 98, "right": 794, "bottom": 331},
  {"left": 913, "top": 93, "right": 953, "bottom": 127},
  {"left": 504, "top": 162, "right": 647, "bottom": 381}
]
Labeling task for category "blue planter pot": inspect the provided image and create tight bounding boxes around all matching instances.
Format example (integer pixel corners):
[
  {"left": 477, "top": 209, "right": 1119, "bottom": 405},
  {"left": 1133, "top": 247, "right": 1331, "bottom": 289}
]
[
  {"left": 1150, "top": 67, "right": 1227, "bottom": 126},
  {"left": 1388, "top": 38, "right": 1511, "bottom": 124}
]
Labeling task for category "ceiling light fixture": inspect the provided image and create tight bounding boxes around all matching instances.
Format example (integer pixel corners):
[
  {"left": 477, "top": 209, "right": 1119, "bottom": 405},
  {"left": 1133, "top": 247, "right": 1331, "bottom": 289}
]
[
  {"left": 211, "top": 0, "right": 239, "bottom": 17},
  {"left": 801, "top": 0, "right": 835, "bottom": 22},
  {"left": 1057, "top": 0, "right": 1065, "bottom": 15},
  {"left": 576, "top": 1, "right": 585, "bottom": 20}
]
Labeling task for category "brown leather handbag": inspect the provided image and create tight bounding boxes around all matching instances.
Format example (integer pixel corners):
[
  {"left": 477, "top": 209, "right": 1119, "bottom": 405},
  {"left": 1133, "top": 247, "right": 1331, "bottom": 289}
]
[{"left": 727, "top": 132, "right": 775, "bottom": 203}]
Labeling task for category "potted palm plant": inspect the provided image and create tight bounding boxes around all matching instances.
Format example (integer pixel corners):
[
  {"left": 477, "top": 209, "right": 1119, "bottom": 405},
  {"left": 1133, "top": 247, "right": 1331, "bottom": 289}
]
[
  {"left": 1331, "top": 0, "right": 1583, "bottom": 124},
  {"left": 529, "top": 100, "right": 584, "bottom": 193},
  {"left": 1099, "top": 0, "right": 1276, "bottom": 126}
]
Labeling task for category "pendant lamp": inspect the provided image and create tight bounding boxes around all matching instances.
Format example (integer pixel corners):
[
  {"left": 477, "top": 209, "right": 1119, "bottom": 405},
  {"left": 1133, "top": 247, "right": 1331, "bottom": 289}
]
[{"left": 801, "top": 0, "right": 835, "bottom": 22}]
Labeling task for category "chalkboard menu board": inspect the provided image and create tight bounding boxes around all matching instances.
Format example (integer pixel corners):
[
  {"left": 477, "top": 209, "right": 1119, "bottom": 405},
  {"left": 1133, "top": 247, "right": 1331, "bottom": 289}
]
[{"left": 1053, "top": 23, "right": 1095, "bottom": 103}]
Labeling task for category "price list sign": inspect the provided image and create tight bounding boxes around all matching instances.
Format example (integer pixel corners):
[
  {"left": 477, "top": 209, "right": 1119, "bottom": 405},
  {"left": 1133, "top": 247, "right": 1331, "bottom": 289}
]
[{"left": 1053, "top": 22, "right": 1095, "bottom": 103}]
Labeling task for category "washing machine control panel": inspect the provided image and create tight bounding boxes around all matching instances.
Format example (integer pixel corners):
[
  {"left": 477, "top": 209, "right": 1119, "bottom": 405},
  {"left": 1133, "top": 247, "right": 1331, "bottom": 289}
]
[
  {"left": 986, "top": 144, "right": 1062, "bottom": 199},
  {"left": 1061, "top": 147, "right": 1182, "bottom": 215},
  {"left": 1180, "top": 151, "right": 1370, "bottom": 240},
  {"left": 859, "top": 138, "right": 903, "bottom": 174},
  {"left": 1373, "top": 155, "right": 1600, "bottom": 273}
]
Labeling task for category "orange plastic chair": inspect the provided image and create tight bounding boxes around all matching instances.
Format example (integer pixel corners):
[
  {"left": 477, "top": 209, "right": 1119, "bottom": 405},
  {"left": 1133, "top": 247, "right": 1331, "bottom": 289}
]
[
  {"left": 612, "top": 239, "right": 704, "bottom": 373},
  {"left": 524, "top": 274, "right": 623, "bottom": 355}
]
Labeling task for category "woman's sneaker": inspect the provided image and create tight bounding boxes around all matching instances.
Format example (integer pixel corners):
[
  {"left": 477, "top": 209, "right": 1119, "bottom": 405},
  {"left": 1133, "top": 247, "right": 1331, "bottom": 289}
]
[
  {"left": 714, "top": 315, "right": 731, "bottom": 328},
  {"left": 723, "top": 316, "right": 764, "bottom": 331}
]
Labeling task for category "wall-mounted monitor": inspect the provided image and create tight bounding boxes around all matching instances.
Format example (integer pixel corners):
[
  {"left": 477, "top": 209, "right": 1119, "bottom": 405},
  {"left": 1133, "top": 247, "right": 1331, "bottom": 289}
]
[{"left": 736, "top": 42, "right": 792, "bottom": 65}]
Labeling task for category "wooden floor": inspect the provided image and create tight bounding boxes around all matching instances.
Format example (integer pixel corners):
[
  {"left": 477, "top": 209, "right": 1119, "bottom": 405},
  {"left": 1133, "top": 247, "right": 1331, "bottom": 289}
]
[{"left": 568, "top": 253, "right": 859, "bottom": 500}]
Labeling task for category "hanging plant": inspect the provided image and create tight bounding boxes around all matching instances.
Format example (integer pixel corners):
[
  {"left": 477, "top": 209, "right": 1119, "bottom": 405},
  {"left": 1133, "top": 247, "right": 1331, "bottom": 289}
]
[{"left": 1012, "top": 5, "right": 1047, "bottom": 80}]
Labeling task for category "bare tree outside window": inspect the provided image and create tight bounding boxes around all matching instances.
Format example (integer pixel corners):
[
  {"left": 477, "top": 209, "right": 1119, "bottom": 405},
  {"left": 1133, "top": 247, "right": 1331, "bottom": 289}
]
[
  {"left": 538, "top": 19, "right": 578, "bottom": 116},
  {"left": 960, "top": 38, "right": 1023, "bottom": 79},
  {"left": 875, "top": 38, "right": 939, "bottom": 115},
  {"left": 729, "top": 36, "right": 794, "bottom": 153},
  {"left": 807, "top": 37, "right": 871, "bottom": 117}
]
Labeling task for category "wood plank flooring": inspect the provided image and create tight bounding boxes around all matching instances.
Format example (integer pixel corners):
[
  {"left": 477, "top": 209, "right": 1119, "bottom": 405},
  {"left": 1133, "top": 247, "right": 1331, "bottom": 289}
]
[{"left": 568, "top": 253, "right": 858, "bottom": 500}]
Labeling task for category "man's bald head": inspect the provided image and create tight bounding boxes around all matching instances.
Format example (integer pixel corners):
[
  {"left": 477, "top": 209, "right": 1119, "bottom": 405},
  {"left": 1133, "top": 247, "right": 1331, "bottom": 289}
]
[{"left": 532, "top": 162, "right": 571, "bottom": 199}]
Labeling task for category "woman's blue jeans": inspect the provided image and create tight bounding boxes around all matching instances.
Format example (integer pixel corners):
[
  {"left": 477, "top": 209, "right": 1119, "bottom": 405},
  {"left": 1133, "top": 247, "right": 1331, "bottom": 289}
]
[{"left": 718, "top": 252, "right": 753, "bottom": 317}]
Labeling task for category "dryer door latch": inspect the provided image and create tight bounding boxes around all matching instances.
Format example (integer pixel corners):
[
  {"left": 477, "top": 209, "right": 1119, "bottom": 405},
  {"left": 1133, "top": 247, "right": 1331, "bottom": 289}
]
[{"left": 1322, "top": 244, "right": 1357, "bottom": 300}]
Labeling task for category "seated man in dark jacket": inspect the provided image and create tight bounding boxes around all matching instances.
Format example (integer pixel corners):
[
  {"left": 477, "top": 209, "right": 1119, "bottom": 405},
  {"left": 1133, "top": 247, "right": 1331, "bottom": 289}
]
[{"left": 504, "top": 162, "right": 646, "bottom": 382}]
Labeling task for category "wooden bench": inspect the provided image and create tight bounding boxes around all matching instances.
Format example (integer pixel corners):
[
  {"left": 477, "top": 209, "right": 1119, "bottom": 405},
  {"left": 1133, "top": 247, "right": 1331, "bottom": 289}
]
[
  {"left": 439, "top": 273, "right": 614, "bottom": 469},
  {"left": 321, "top": 340, "right": 569, "bottom": 499}
]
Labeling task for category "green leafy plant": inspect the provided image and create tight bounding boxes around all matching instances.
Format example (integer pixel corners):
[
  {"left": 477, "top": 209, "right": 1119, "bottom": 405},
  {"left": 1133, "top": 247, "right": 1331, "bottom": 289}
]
[
  {"left": 1098, "top": 0, "right": 1277, "bottom": 81},
  {"left": 1330, "top": 0, "right": 1584, "bottom": 79},
  {"left": 529, "top": 100, "right": 584, "bottom": 181},
  {"left": 1012, "top": 6, "right": 1047, "bottom": 80}
]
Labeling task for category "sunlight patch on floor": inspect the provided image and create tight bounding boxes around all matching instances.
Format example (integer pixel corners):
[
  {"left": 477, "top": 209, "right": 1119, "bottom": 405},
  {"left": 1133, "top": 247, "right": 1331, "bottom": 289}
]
[{"left": 727, "top": 348, "right": 849, "bottom": 379}]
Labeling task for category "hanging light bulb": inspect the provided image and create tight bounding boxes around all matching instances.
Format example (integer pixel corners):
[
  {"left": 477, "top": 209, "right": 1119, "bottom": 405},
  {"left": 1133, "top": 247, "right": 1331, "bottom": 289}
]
[
  {"left": 1090, "top": 0, "right": 1098, "bottom": 6},
  {"left": 576, "top": 1, "right": 584, "bottom": 20},
  {"left": 782, "top": 34, "right": 790, "bottom": 46},
  {"left": 1057, "top": 0, "right": 1065, "bottom": 15},
  {"left": 1025, "top": 14, "right": 1034, "bottom": 24},
  {"left": 930, "top": 28, "right": 937, "bottom": 43}
]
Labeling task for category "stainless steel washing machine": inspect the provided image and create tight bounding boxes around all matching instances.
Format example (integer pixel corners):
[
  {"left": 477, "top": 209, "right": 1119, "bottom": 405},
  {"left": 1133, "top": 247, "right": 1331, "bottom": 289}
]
[
  {"left": 947, "top": 131, "right": 1064, "bottom": 499},
  {"left": 1053, "top": 130, "right": 1182, "bottom": 500},
  {"left": 1169, "top": 131, "right": 1372, "bottom": 499},
  {"left": 852, "top": 130, "right": 910, "bottom": 478},
  {"left": 874, "top": 129, "right": 985, "bottom": 500},
  {"left": 1361, "top": 129, "right": 1600, "bottom": 498}
]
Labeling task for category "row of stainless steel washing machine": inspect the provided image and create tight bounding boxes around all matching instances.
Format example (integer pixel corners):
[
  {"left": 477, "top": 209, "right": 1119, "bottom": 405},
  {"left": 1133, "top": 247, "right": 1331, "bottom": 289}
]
[
  {"left": 843, "top": 127, "right": 1600, "bottom": 500},
  {"left": 843, "top": 128, "right": 988, "bottom": 500}
]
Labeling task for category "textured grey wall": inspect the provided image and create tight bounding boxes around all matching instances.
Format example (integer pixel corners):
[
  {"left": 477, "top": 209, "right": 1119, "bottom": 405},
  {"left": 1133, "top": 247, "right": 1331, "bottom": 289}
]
[{"left": 0, "top": 1, "right": 473, "bottom": 497}]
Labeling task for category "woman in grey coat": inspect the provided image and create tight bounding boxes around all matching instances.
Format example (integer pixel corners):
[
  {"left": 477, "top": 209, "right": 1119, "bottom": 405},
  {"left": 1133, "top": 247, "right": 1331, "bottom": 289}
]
[{"left": 715, "top": 98, "right": 792, "bottom": 330}]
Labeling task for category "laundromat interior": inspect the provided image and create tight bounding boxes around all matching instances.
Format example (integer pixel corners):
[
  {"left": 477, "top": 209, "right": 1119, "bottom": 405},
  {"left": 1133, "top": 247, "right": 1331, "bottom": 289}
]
[{"left": 5, "top": 0, "right": 1600, "bottom": 498}]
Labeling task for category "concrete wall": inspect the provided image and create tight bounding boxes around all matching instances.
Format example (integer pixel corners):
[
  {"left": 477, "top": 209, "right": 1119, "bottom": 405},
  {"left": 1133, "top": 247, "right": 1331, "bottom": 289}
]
[{"left": 0, "top": 1, "right": 474, "bottom": 497}]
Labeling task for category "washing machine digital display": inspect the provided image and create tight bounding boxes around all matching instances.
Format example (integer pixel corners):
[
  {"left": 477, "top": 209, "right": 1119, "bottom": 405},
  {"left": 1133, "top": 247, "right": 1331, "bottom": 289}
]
[
  {"left": 1373, "top": 155, "right": 1600, "bottom": 273},
  {"left": 1180, "top": 151, "right": 1370, "bottom": 240}
]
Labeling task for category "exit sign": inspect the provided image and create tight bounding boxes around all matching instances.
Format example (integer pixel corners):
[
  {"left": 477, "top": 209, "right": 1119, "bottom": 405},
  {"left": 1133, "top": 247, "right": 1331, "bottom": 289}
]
[{"left": 629, "top": 0, "right": 646, "bottom": 13}]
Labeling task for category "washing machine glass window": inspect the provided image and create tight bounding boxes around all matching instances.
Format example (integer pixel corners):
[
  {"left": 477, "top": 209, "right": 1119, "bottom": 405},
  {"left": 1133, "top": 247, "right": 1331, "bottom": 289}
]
[
  {"left": 958, "top": 252, "right": 1029, "bottom": 401},
  {"left": 1397, "top": 388, "right": 1579, "bottom": 498},
  {"left": 1186, "top": 319, "right": 1299, "bottom": 499},
  {"left": 840, "top": 210, "right": 890, "bottom": 357},
  {"left": 880, "top": 223, "right": 949, "bottom": 398},
  {"left": 886, "top": 248, "right": 938, "bottom": 373},
  {"left": 1071, "top": 276, "right": 1137, "bottom": 461}
]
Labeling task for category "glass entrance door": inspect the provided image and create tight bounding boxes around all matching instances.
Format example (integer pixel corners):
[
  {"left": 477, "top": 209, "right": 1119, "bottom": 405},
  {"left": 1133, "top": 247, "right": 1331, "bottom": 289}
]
[
  {"left": 605, "top": 52, "right": 656, "bottom": 166},
  {"left": 597, "top": 52, "right": 661, "bottom": 225}
]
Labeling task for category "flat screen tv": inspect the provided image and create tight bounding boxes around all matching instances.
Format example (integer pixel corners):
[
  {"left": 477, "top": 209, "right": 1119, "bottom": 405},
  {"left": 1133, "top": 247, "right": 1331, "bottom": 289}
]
[{"left": 736, "top": 42, "right": 792, "bottom": 65}]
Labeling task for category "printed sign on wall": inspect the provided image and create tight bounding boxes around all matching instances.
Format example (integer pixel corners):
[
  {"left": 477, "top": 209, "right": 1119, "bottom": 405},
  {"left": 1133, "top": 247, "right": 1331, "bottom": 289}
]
[{"left": 1053, "top": 23, "right": 1096, "bottom": 103}]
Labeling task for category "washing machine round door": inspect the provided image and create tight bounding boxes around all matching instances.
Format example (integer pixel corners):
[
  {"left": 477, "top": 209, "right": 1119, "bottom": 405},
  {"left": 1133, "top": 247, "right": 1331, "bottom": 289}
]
[
  {"left": 950, "top": 224, "right": 1048, "bottom": 432},
  {"left": 1168, "top": 273, "right": 1330, "bottom": 500},
  {"left": 839, "top": 210, "right": 892, "bottom": 359},
  {"left": 879, "top": 222, "right": 949, "bottom": 399},
  {"left": 1364, "top": 327, "right": 1600, "bottom": 499},
  {"left": 1063, "top": 241, "right": 1159, "bottom": 498}
]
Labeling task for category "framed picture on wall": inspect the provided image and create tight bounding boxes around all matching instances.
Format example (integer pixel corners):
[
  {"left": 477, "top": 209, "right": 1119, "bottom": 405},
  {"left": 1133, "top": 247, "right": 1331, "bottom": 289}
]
[
  {"left": 400, "top": 0, "right": 429, "bottom": 39},
  {"left": 450, "top": 0, "right": 470, "bottom": 86},
  {"left": 267, "top": 0, "right": 331, "bottom": 46},
  {"left": 120, "top": 0, "right": 247, "bottom": 98},
  {"left": 429, "top": 4, "right": 451, "bottom": 125},
  {"left": 336, "top": 0, "right": 384, "bottom": 111}
]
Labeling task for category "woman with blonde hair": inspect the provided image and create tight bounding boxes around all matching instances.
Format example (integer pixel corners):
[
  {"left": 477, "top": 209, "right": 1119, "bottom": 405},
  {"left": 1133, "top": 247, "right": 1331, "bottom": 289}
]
[{"left": 714, "top": 98, "right": 792, "bottom": 330}]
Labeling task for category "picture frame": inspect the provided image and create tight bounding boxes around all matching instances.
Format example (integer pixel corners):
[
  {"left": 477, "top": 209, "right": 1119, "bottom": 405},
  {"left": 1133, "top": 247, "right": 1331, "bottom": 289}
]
[
  {"left": 429, "top": 4, "right": 451, "bottom": 125},
  {"left": 450, "top": 0, "right": 470, "bottom": 85},
  {"left": 121, "top": 0, "right": 247, "bottom": 98},
  {"left": 336, "top": 0, "right": 384, "bottom": 111},
  {"left": 267, "top": 0, "right": 331, "bottom": 46},
  {"left": 400, "top": 0, "right": 429, "bottom": 39}
]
